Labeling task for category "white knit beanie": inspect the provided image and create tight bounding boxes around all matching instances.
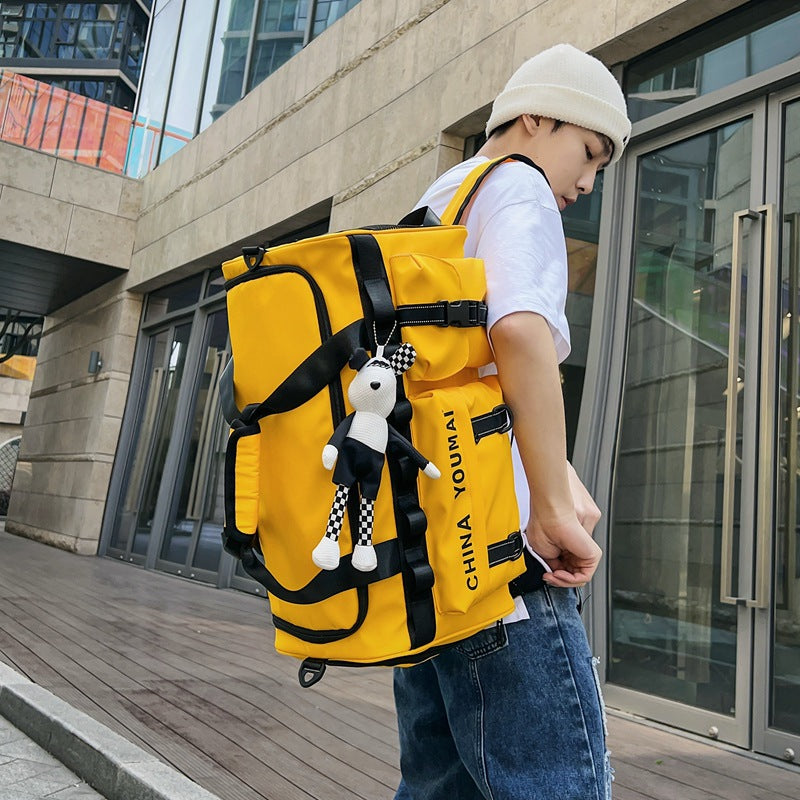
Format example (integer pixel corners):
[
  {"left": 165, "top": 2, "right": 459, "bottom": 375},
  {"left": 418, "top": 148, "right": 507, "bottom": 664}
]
[{"left": 485, "top": 44, "right": 631, "bottom": 164}]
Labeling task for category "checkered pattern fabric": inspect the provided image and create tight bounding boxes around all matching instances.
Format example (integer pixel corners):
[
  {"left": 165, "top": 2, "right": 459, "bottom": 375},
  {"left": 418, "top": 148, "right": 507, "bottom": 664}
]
[
  {"left": 390, "top": 342, "right": 416, "bottom": 375},
  {"left": 325, "top": 485, "right": 350, "bottom": 542},
  {"left": 358, "top": 497, "right": 375, "bottom": 546}
]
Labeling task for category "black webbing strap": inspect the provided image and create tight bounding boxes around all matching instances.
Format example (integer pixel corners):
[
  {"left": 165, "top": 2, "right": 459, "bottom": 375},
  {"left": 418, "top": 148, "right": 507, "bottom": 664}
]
[
  {"left": 509, "top": 548, "right": 547, "bottom": 596},
  {"left": 349, "top": 234, "right": 396, "bottom": 351},
  {"left": 487, "top": 531, "right": 524, "bottom": 567},
  {"left": 221, "top": 418, "right": 261, "bottom": 556},
  {"left": 396, "top": 300, "right": 487, "bottom": 328},
  {"left": 236, "top": 538, "right": 402, "bottom": 604},
  {"left": 349, "top": 234, "right": 437, "bottom": 650},
  {"left": 218, "top": 319, "right": 365, "bottom": 425},
  {"left": 471, "top": 405, "right": 514, "bottom": 443}
]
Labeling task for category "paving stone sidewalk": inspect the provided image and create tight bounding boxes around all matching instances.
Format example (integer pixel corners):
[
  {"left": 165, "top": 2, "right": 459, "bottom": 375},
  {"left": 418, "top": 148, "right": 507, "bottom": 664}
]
[{"left": 0, "top": 715, "right": 104, "bottom": 800}]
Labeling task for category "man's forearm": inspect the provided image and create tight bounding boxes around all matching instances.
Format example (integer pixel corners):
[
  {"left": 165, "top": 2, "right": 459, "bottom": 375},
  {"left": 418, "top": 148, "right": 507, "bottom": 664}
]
[{"left": 491, "top": 311, "right": 574, "bottom": 526}]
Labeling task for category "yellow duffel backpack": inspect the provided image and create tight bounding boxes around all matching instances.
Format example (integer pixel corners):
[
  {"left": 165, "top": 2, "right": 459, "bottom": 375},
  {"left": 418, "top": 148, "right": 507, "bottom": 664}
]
[{"left": 219, "top": 156, "right": 532, "bottom": 687}]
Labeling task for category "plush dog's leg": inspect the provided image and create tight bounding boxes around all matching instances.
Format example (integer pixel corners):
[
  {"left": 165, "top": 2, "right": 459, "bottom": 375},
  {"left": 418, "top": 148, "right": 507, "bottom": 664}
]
[
  {"left": 351, "top": 496, "right": 377, "bottom": 572},
  {"left": 313, "top": 484, "right": 349, "bottom": 570}
]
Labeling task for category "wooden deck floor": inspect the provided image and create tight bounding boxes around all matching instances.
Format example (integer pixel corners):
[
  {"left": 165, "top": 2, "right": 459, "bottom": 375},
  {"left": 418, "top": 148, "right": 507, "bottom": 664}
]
[{"left": 0, "top": 528, "right": 797, "bottom": 800}]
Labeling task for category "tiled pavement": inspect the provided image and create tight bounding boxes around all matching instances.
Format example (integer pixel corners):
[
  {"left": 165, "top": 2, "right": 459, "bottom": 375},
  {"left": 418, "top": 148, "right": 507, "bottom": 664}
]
[{"left": 0, "top": 715, "right": 104, "bottom": 800}]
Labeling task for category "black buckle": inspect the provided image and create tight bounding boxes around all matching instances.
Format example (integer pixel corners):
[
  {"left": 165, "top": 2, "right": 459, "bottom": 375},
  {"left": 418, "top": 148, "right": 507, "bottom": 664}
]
[
  {"left": 439, "top": 300, "right": 487, "bottom": 328},
  {"left": 507, "top": 531, "right": 524, "bottom": 561},
  {"left": 440, "top": 300, "right": 472, "bottom": 327},
  {"left": 298, "top": 659, "right": 327, "bottom": 688}
]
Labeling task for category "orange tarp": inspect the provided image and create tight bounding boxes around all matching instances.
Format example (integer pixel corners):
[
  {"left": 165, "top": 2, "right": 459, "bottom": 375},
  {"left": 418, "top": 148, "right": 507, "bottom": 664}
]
[{"left": 0, "top": 70, "right": 131, "bottom": 175}]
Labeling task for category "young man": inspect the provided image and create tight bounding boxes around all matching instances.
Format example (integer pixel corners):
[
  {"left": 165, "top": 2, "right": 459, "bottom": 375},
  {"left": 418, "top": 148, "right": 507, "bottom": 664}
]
[{"left": 393, "top": 44, "right": 632, "bottom": 800}]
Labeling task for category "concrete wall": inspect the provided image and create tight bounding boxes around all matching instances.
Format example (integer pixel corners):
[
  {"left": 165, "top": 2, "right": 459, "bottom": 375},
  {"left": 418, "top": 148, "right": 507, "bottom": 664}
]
[
  {"left": 6, "top": 281, "right": 143, "bottom": 553},
  {"left": 1, "top": 145, "right": 144, "bottom": 552},
  {"left": 128, "top": 0, "right": 749, "bottom": 292},
  {"left": 0, "top": 143, "right": 140, "bottom": 265}
]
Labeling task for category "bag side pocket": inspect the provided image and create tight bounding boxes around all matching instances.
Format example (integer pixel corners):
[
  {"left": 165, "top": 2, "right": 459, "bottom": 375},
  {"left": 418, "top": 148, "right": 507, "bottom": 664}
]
[
  {"left": 410, "top": 377, "right": 525, "bottom": 614},
  {"left": 388, "top": 254, "right": 492, "bottom": 381}
]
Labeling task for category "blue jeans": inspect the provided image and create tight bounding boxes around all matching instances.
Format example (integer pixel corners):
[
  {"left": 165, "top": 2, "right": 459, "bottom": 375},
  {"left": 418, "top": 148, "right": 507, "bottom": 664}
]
[{"left": 393, "top": 587, "right": 612, "bottom": 800}]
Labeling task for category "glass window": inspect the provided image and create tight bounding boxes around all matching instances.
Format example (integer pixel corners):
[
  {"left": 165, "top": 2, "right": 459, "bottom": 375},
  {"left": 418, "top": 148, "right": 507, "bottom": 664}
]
[
  {"left": 109, "top": 323, "right": 193, "bottom": 557},
  {"left": 199, "top": 0, "right": 256, "bottom": 129},
  {"left": 144, "top": 274, "right": 203, "bottom": 322},
  {"left": 773, "top": 98, "right": 800, "bottom": 737},
  {"left": 312, "top": 0, "right": 359, "bottom": 38},
  {"left": 160, "top": 0, "right": 217, "bottom": 164},
  {"left": 204, "top": 268, "right": 226, "bottom": 297},
  {"left": 125, "top": 0, "right": 181, "bottom": 177},
  {"left": 160, "top": 310, "right": 229, "bottom": 573},
  {"left": 249, "top": 36, "right": 302, "bottom": 89},
  {"left": 626, "top": 0, "right": 800, "bottom": 121}
]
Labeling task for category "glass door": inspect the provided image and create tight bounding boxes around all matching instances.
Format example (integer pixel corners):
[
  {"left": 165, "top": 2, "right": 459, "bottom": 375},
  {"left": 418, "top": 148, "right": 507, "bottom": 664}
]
[
  {"left": 604, "top": 102, "right": 767, "bottom": 747},
  {"left": 156, "top": 309, "right": 229, "bottom": 581},
  {"left": 108, "top": 321, "right": 193, "bottom": 563},
  {"left": 754, "top": 88, "right": 800, "bottom": 763}
]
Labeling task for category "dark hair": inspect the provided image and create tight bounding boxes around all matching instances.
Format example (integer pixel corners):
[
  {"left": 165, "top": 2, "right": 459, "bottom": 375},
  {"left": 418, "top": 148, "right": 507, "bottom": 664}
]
[
  {"left": 487, "top": 118, "right": 516, "bottom": 140},
  {"left": 489, "top": 116, "right": 614, "bottom": 160}
]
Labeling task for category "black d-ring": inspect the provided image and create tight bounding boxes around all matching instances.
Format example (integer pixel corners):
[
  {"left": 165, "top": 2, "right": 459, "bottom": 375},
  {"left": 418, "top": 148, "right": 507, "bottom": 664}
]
[{"left": 298, "top": 658, "right": 327, "bottom": 688}]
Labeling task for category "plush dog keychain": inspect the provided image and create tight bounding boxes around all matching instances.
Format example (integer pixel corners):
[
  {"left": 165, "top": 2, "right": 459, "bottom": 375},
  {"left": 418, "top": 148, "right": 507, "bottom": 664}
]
[{"left": 312, "top": 340, "right": 440, "bottom": 572}]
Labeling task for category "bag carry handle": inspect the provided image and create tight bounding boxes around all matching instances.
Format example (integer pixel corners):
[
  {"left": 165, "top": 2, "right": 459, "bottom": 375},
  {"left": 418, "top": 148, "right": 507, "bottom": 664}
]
[
  {"left": 218, "top": 319, "right": 366, "bottom": 425},
  {"left": 440, "top": 153, "right": 548, "bottom": 226}
]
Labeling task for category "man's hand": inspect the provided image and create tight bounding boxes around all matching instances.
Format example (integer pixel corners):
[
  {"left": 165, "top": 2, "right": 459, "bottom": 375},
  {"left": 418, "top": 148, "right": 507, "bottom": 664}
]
[
  {"left": 528, "top": 465, "right": 602, "bottom": 588},
  {"left": 566, "top": 462, "right": 601, "bottom": 536},
  {"left": 527, "top": 515, "right": 602, "bottom": 588}
]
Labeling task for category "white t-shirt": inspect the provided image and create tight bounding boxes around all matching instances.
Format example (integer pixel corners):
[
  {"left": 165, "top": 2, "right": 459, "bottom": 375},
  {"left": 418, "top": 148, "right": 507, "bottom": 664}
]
[{"left": 415, "top": 156, "right": 571, "bottom": 622}]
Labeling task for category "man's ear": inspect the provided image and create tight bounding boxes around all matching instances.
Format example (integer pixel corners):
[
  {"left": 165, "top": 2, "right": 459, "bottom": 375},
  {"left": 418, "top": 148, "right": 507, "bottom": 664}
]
[
  {"left": 349, "top": 348, "right": 369, "bottom": 371},
  {"left": 521, "top": 114, "right": 542, "bottom": 136}
]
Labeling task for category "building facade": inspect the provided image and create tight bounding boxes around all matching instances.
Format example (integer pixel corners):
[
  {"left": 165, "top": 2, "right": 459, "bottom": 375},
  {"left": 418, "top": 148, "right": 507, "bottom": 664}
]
[
  {"left": 4, "top": 0, "right": 800, "bottom": 768},
  {"left": 126, "top": 0, "right": 362, "bottom": 176},
  {"left": 0, "top": 1, "right": 151, "bottom": 109}
]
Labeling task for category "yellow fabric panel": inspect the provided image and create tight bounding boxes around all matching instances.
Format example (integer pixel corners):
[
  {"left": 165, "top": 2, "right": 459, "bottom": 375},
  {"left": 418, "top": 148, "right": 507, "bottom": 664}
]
[
  {"left": 388, "top": 253, "right": 492, "bottom": 381},
  {"left": 233, "top": 432, "right": 260, "bottom": 535}
]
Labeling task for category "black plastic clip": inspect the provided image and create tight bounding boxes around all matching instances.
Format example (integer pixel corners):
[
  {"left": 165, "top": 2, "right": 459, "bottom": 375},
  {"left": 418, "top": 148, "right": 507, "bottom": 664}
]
[
  {"left": 298, "top": 659, "right": 327, "bottom": 688},
  {"left": 438, "top": 300, "right": 487, "bottom": 328},
  {"left": 242, "top": 245, "right": 266, "bottom": 270}
]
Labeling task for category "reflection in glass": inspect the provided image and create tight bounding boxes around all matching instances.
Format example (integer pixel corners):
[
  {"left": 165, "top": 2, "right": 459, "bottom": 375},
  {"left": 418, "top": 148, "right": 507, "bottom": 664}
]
[
  {"left": 199, "top": 0, "right": 255, "bottom": 127},
  {"left": 626, "top": 2, "right": 800, "bottom": 121},
  {"left": 109, "top": 330, "right": 168, "bottom": 554},
  {"left": 110, "top": 323, "right": 193, "bottom": 557},
  {"left": 312, "top": 0, "right": 360, "bottom": 37},
  {"left": 609, "top": 120, "right": 752, "bottom": 714},
  {"left": 773, "top": 99, "right": 800, "bottom": 736},
  {"left": 160, "top": 311, "right": 229, "bottom": 574},
  {"left": 131, "top": 324, "right": 192, "bottom": 556},
  {"left": 125, "top": 0, "right": 182, "bottom": 177},
  {"left": 160, "top": 0, "right": 217, "bottom": 164}
]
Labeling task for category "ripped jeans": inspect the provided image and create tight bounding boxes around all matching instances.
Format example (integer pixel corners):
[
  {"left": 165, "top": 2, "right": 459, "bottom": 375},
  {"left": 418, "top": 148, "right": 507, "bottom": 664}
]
[{"left": 393, "top": 587, "right": 612, "bottom": 800}]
